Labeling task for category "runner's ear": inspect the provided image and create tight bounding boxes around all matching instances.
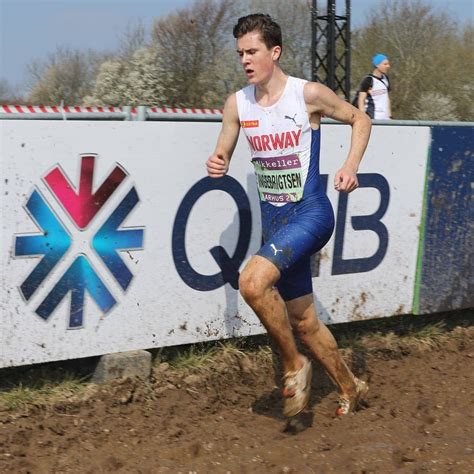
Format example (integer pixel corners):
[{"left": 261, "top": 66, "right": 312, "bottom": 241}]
[{"left": 272, "top": 46, "right": 282, "bottom": 61}]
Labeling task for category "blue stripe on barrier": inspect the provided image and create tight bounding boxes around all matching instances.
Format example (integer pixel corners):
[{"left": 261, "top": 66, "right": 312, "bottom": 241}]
[{"left": 417, "top": 126, "right": 474, "bottom": 314}]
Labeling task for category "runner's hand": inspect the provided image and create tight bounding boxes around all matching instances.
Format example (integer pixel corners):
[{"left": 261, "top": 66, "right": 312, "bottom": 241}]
[
  {"left": 334, "top": 167, "right": 358, "bottom": 193},
  {"left": 206, "top": 154, "right": 228, "bottom": 178}
]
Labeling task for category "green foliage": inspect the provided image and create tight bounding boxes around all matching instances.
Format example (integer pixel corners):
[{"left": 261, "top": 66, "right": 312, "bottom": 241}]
[
  {"left": 337, "top": 320, "right": 456, "bottom": 355},
  {"left": 0, "top": 366, "right": 88, "bottom": 412},
  {"left": 166, "top": 344, "right": 219, "bottom": 370}
]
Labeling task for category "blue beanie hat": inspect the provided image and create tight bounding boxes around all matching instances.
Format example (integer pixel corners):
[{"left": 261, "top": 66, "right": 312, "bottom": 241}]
[{"left": 372, "top": 53, "right": 388, "bottom": 67}]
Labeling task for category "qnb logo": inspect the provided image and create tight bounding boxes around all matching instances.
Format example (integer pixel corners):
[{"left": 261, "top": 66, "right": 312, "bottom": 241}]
[{"left": 14, "top": 154, "right": 144, "bottom": 329}]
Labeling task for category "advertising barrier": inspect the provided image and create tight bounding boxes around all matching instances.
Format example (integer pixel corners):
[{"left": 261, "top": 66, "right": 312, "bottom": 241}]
[
  {"left": 0, "top": 120, "right": 471, "bottom": 368},
  {"left": 414, "top": 127, "right": 473, "bottom": 314}
]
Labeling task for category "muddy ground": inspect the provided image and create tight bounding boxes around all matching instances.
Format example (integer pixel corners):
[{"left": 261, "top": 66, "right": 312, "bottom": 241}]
[{"left": 0, "top": 317, "right": 473, "bottom": 474}]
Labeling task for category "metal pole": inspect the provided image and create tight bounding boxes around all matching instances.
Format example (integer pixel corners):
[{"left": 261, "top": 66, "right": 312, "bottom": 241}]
[
  {"left": 345, "top": 0, "right": 351, "bottom": 100},
  {"left": 135, "top": 105, "right": 147, "bottom": 121},
  {"left": 327, "top": 0, "right": 336, "bottom": 91},
  {"left": 311, "top": 0, "right": 317, "bottom": 82},
  {"left": 123, "top": 106, "right": 132, "bottom": 121},
  {"left": 311, "top": 0, "right": 351, "bottom": 97}
]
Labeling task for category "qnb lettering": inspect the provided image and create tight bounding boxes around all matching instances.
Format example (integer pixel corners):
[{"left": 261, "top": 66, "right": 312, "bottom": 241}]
[
  {"left": 247, "top": 129, "right": 302, "bottom": 151},
  {"left": 257, "top": 173, "right": 302, "bottom": 190},
  {"left": 172, "top": 172, "right": 390, "bottom": 293},
  {"left": 172, "top": 176, "right": 252, "bottom": 291},
  {"left": 331, "top": 173, "right": 390, "bottom": 275}
]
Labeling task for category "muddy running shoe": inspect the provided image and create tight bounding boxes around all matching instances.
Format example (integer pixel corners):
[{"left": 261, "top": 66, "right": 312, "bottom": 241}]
[
  {"left": 335, "top": 378, "right": 369, "bottom": 416},
  {"left": 282, "top": 356, "right": 312, "bottom": 417}
]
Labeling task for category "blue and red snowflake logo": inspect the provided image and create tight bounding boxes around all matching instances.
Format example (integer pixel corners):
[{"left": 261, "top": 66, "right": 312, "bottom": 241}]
[{"left": 14, "top": 154, "right": 144, "bottom": 328}]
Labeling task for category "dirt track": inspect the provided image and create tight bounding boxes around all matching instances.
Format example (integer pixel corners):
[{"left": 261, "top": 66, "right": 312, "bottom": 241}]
[{"left": 0, "top": 324, "right": 473, "bottom": 473}]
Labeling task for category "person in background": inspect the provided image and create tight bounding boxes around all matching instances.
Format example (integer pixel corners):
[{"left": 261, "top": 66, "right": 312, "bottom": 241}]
[{"left": 357, "top": 53, "right": 391, "bottom": 120}]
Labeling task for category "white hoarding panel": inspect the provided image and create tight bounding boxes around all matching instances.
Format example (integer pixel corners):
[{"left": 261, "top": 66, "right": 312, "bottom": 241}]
[
  {"left": 315, "top": 125, "right": 429, "bottom": 323},
  {"left": 1, "top": 121, "right": 429, "bottom": 367}
]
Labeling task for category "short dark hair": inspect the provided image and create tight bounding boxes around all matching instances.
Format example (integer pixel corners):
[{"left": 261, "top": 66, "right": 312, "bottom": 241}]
[{"left": 233, "top": 13, "right": 282, "bottom": 52}]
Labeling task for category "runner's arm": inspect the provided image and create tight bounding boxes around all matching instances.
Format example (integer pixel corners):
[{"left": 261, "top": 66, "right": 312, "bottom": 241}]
[
  {"left": 357, "top": 91, "right": 367, "bottom": 112},
  {"left": 206, "top": 94, "right": 241, "bottom": 178},
  {"left": 304, "top": 82, "right": 372, "bottom": 193},
  {"left": 357, "top": 76, "right": 372, "bottom": 114}
]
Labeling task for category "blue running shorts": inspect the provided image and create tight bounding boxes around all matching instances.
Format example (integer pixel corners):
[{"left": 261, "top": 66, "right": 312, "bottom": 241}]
[{"left": 257, "top": 193, "right": 334, "bottom": 301}]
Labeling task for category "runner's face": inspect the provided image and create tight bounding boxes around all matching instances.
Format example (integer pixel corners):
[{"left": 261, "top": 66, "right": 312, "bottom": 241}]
[
  {"left": 236, "top": 31, "right": 280, "bottom": 84},
  {"left": 377, "top": 59, "right": 391, "bottom": 75}
]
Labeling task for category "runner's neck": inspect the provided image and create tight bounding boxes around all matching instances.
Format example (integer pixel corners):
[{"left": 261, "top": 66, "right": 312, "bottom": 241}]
[{"left": 254, "top": 70, "right": 288, "bottom": 108}]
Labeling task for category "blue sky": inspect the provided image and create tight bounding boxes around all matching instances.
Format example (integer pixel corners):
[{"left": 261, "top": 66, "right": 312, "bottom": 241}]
[{"left": 1, "top": 0, "right": 472, "bottom": 93}]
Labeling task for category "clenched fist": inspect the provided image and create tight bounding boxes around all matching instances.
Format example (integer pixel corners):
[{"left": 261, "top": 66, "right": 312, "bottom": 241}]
[
  {"left": 334, "top": 166, "right": 358, "bottom": 193},
  {"left": 206, "top": 154, "right": 229, "bottom": 178}
]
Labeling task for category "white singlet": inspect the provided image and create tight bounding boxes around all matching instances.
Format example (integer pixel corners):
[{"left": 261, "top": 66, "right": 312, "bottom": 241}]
[
  {"left": 236, "top": 76, "right": 314, "bottom": 207},
  {"left": 371, "top": 74, "right": 390, "bottom": 120}
]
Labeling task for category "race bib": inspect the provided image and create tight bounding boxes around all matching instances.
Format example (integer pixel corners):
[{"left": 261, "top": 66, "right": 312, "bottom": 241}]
[{"left": 251, "top": 154, "right": 303, "bottom": 203}]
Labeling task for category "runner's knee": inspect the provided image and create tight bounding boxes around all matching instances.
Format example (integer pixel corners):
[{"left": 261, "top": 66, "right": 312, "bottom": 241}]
[
  {"left": 239, "top": 269, "right": 262, "bottom": 303},
  {"left": 239, "top": 256, "right": 279, "bottom": 304},
  {"left": 239, "top": 267, "right": 273, "bottom": 303}
]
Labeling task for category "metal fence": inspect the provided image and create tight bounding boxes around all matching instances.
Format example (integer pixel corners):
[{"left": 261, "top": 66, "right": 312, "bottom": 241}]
[{"left": 1, "top": 104, "right": 473, "bottom": 127}]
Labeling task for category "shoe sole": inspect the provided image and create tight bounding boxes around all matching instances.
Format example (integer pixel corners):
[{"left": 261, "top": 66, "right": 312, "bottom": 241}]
[
  {"left": 282, "top": 358, "right": 312, "bottom": 417},
  {"left": 336, "top": 378, "right": 369, "bottom": 416}
]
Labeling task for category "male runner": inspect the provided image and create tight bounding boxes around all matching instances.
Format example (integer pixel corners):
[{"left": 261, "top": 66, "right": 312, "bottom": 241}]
[{"left": 206, "top": 13, "right": 372, "bottom": 417}]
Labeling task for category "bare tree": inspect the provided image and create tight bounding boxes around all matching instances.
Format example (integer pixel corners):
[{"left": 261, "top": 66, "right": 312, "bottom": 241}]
[
  {"left": 249, "top": 0, "right": 312, "bottom": 79},
  {"left": 0, "top": 78, "right": 24, "bottom": 104},
  {"left": 118, "top": 20, "right": 149, "bottom": 59},
  {"left": 413, "top": 92, "right": 459, "bottom": 121},
  {"left": 21, "top": 0, "right": 473, "bottom": 116},
  {"left": 26, "top": 47, "right": 110, "bottom": 105},
  {"left": 152, "top": 0, "right": 239, "bottom": 107},
  {"left": 148, "top": 0, "right": 314, "bottom": 108}
]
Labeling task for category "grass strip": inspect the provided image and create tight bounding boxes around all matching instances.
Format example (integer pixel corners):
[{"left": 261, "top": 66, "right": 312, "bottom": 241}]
[{"left": 0, "top": 314, "right": 471, "bottom": 413}]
